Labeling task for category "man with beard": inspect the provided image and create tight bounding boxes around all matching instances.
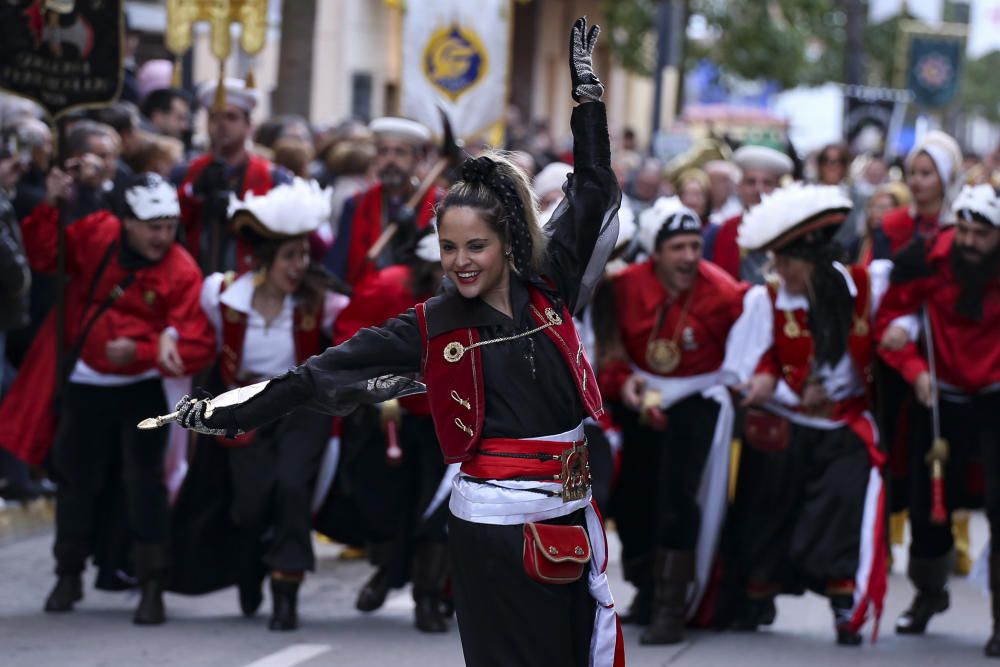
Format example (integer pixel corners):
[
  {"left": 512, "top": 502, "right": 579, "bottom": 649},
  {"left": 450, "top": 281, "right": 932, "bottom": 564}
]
[
  {"left": 328, "top": 117, "right": 440, "bottom": 287},
  {"left": 875, "top": 184, "right": 1000, "bottom": 657},
  {"left": 724, "top": 183, "right": 891, "bottom": 645},
  {"left": 703, "top": 145, "right": 794, "bottom": 284},
  {"left": 606, "top": 197, "right": 745, "bottom": 644},
  {"left": 177, "top": 78, "right": 291, "bottom": 273}
]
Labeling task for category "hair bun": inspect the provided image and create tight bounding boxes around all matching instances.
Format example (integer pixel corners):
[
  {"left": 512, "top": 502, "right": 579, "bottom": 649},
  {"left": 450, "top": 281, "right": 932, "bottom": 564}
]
[{"left": 461, "top": 156, "right": 499, "bottom": 185}]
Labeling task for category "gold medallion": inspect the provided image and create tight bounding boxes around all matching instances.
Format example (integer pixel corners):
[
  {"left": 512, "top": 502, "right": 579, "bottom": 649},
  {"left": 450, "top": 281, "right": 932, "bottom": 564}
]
[
  {"left": 545, "top": 307, "right": 563, "bottom": 325},
  {"left": 443, "top": 341, "right": 465, "bottom": 363},
  {"left": 646, "top": 339, "right": 681, "bottom": 374},
  {"left": 853, "top": 317, "right": 870, "bottom": 337},
  {"left": 143, "top": 290, "right": 156, "bottom": 305},
  {"left": 299, "top": 313, "right": 316, "bottom": 332}
]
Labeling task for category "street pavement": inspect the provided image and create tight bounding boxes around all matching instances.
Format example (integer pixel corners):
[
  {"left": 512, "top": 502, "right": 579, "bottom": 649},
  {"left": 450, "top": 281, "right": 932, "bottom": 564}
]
[{"left": 0, "top": 515, "right": 995, "bottom": 667}]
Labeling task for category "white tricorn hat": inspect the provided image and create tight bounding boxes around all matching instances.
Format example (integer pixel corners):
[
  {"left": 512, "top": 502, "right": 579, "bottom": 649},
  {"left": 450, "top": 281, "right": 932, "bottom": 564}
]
[
  {"left": 124, "top": 173, "right": 180, "bottom": 221},
  {"left": 733, "top": 145, "right": 793, "bottom": 178},
  {"left": 637, "top": 196, "right": 702, "bottom": 255},
  {"left": 953, "top": 183, "right": 1000, "bottom": 227},
  {"left": 615, "top": 198, "right": 638, "bottom": 250},
  {"left": 196, "top": 77, "right": 259, "bottom": 113},
  {"left": 738, "top": 183, "right": 852, "bottom": 252},
  {"left": 229, "top": 178, "right": 332, "bottom": 240},
  {"left": 369, "top": 117, "right": 431, "bottom": 145}
]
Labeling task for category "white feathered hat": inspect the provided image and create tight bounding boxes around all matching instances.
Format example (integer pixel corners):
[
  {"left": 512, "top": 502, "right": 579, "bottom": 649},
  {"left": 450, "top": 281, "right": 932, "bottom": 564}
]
[
  {"left": 615, "top": 198, "right": 638, "bottom": 250},
  {"left": 637, "top": 196, "right": 701, "bottom": 254},
  {"left": 953, "top": 183, "right": 1000, "bottom": 227},
  {"left": 229, "top": 178, "right": 332, "bottom": 240},
  {"left": 738, "top": 183, "right": 852, "bottom": 252}
]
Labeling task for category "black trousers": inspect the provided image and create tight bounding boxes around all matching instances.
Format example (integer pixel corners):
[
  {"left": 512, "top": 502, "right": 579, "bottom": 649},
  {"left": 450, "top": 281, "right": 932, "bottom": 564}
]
[
  {"left": 907, "top": 390, "right": 1000, "bottom": 559},
  {"left": 51, "top": 379, "right": 168, "bottom": 572},
  {"left": 449, "top": 510, "right": 595, "bottom": 667},
  {"left": 731, "top": 422, "right": 869, "bottom": 593},
  {"left": 337, "top": 409, "right": 450, "bottom": 587},
  {"left": 228, "top": 407, "right": 330, "bottom": 573},
  {"left": 613, "top": 394, "right": 717, "bottom": 582}
]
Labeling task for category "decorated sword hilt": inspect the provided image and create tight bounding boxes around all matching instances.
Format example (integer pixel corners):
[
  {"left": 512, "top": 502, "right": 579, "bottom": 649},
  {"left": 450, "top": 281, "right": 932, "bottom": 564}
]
[{"left": 137, "top": 411, "right": 181, "bottom": 430}]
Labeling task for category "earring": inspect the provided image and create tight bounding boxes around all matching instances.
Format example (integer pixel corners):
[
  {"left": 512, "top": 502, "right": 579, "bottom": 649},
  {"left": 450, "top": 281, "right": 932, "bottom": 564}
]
[{"left": 504, "top": 248, "right": 513, "bottom": 258}]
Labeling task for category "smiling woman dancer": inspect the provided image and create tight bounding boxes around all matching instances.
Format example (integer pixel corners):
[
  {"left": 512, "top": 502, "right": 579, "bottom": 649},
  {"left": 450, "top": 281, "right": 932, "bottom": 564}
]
[{"left": 169, "top": 18, "right": 623, "bottom": 667}]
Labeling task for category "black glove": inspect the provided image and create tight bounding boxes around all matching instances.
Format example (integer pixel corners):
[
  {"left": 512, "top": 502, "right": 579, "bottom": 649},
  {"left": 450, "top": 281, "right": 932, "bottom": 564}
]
[
  {"left": 175, "top": 395, "right": 240, "bottom": 437},
  {"left": 569, "top": 17, "right": 603, "bottom": 103}
]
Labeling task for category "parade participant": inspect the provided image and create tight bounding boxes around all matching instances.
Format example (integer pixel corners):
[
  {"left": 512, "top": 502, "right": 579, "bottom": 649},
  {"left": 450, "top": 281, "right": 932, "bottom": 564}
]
[
  {"left": 704, "top": 145, "right": 793, "bottom": 283},
  {"left": 875, "top": 184, "right": 1000, "bottom": 656},
  {"left": 877, "top": 131, "right": 962, "bottom": 261},
  {"left": 169, "top": 17, "right": 623, "bottom": 666},
  {"left": 607, "top": 197, "right": 744, "bottom": 644},
  {"left": 337, "top": 228, "right": 452, "bottom": 633},
  {"left": 855, "top": 182, "right": 910, "bottom": 264},
  {"left": 673, "top": 168, "right": 711, "bottom": 222},
  {"left": 725, "top": 184, "right": 892, "bottom": 645},
  {"left": 705, "top": 160, "right": 742, "bottom": 226},
  {"left": 194, "top": 179, "right": 348, "bottom": 630},
  {"left": 177, "top": 78, "right": 291, "bottom": 274},
  {"left": 329, "top": 116, "right": 439, "bottom": 287},
  {"left": 141, "top": 88, "right": 192, "bottom": 141},
  {"left": 20, "top": 173, "right": 215, "bottom": 624},
  {"left": 534, "top": 161, "right": 573, "bottom": 224}
]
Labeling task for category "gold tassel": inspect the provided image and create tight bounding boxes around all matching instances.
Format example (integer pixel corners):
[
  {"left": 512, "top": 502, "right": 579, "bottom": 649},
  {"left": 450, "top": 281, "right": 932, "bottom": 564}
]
[
  {"left": 213, "top": 61, "right": 226, "bottom": 111},
  {"left": 953, "top": 510, "right": 972, "bottom": 576},
  {"left": 727, "top": 438, "right": 742, "bottom": 503},
  {"left": 889, "top": 510, "right": 907, "bottom": 546},
  {"left": 171, "top": 58, "right": 183, "bottom": 89},
  {"left": 245, "top": 60, "right": 256, "bottom": 89}
]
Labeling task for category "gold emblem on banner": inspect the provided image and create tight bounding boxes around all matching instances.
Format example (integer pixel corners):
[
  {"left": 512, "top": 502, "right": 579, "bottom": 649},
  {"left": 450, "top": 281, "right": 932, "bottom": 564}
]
[
  {"left": 422, "top": 23, "right": 488, "bottom": 102},
  {"left": 646, "top": 339, "right": 681, "bottom": 374}
]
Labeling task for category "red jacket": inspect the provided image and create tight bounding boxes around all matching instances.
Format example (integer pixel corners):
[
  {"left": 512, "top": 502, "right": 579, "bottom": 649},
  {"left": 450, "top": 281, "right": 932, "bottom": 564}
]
[
  {"left": 711, "top": 213, "right": 742, "bottom": 280},
  {"left": 0, "top": 205, "right": 215, "bottom": 464},
  {"left": 343, "top": 183, "right": 439, "bottom": 287},
  {"left": 875, "top": 228, "right": 1000, "bottom": 393},
  {"left": 178, "top": 153, "right": 276, "bottom": 273},
  {"left": 881, "top": 206, "right": 943, "bottom": 256},
  {"left": 612, "top": 259, "right": 744, "bottom": 379}
]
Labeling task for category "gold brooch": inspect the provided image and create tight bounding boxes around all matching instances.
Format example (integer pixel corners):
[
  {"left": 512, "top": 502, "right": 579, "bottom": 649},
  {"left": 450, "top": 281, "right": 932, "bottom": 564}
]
[
  {"left": 143, "top": 290, "right": 156, "bottom": 305},
  {"left": 545, "top": 308, "right": 563, "bottom": 325},
  {"left": 853, "top": 317, "right": 870, "bottom": 336},
  {"left": 299, "top": 313, "right": 316, "bottom": 332},
  {"left": 443, "top": 341, "right": 465, "bottom": 363}
]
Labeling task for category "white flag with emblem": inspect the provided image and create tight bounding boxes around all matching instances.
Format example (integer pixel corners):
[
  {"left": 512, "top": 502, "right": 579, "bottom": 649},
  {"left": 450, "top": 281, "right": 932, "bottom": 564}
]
[{"left": 401, "top": 0, "right": 510, "bottom": 144}]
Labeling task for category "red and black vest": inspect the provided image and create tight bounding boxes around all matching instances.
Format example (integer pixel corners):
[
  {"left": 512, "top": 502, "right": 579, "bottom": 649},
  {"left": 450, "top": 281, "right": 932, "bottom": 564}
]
[
  {"left": 763, "top": 264, "right": 874, "bottom": 399},
  {"left": 218, "top": 273, "right": 324, "bottom": 388},
  {"left": 415, "top": 285, "right": 603, "bottom": 463}
]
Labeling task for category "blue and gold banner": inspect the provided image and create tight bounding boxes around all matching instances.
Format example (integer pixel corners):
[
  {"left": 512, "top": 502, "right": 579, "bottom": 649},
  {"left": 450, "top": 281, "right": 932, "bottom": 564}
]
[
  {"left": 0, "top": 0, "right": 124, "bottom": 118},
  {"left": 401, "top": 0, "right": 510, "bottom": 144},
  {"left": 905, "top": 32, "right": 963, "bottom": 108}
]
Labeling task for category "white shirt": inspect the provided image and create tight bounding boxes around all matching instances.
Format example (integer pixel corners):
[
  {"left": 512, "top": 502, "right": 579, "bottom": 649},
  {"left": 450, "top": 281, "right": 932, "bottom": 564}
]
[{"left": 200, "top": 272, "right": 349, "bottom": 381}]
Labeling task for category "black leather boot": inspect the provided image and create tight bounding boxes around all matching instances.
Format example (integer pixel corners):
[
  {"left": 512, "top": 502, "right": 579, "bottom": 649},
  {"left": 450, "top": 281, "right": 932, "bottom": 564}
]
[
  {"left": 269, "top": 575, "right": 301, "bottom": 631},
  {"left": 985, "top": 553, "right": 1000, "bottom": 657},
  {"left": 44, "top": 575, "right": 83, "bottom": 613},
  {"left": 356, "top": 567, "right": 391, "bottom": 612},
  {"left": 830, "top": 594, "right": 862, "bottom": 646},
  {"left": 236, "top": 536, "right": 267, "bottom": 618},
  {"left": 896, "top": 553, "right": 951, "bottom": 634},
  {"left": 133, "top": 544, "right": 168, "bottom": 625},
  {"left": 640, "top": 550, "right": 694, "bottom": 645},
  {"left": 620, "top": 554, "right": 653, "bottom": 625},
  {"left": 412, "top": 542, "right": 449, "bottom": 633}
]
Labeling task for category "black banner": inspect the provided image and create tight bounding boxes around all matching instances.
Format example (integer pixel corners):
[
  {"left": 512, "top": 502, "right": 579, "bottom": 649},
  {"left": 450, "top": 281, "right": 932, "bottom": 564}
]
[
  {"left": 0, "top": 1, "right": 123, "bottom": 118},
  {"left": 842, "top": 85, "right": 912, "bottom": 155}
]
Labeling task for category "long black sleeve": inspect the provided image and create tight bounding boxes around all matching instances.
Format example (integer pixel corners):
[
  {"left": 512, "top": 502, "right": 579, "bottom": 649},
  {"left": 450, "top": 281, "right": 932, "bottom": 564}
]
[
  {"left": 543, "top": 101, "right": 620, "bottom": 315},
  {"left": 222, "top": 309, "right": 423, "bottom": 432}
]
